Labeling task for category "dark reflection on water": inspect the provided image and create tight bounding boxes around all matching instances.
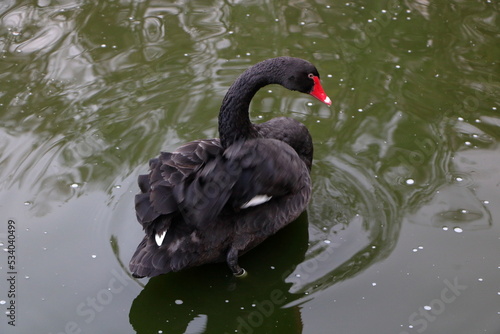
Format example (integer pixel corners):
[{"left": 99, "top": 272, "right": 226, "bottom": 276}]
[{"left": 1, "top": 0, "right": 499, "bottom": 333}]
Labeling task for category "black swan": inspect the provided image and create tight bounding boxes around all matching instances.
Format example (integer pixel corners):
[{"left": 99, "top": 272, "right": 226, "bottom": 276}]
[{"left": 130, "top": 57, "right": 331, "bottom": 278}]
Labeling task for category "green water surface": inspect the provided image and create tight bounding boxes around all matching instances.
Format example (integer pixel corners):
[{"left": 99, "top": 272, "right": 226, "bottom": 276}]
[{"left": 0, "top": 0, "right": 499, "bottom": 333}]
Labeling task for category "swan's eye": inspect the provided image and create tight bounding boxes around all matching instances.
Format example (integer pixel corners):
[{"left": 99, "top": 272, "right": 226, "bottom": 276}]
[{"left": 308, "top": 73, "right": 314, "bottom": 79}]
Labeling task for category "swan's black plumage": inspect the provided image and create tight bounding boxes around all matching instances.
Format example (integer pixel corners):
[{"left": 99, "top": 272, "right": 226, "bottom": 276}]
[{"left": 130, "top": 57, "right": 331, "bottom": 278}]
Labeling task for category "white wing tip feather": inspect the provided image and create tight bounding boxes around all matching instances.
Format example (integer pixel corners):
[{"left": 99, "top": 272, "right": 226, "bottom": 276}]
[
  {"left": 155, "top": 231, "right": 166, "bottom": 246},
  {"left": 240, "top": 195, "right": 272, "bottom": 209}
]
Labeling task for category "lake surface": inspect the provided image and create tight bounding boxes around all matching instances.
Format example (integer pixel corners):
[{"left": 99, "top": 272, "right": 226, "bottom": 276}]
[{"left": 0, "top": 0, "right": 499, "bottom": 333}]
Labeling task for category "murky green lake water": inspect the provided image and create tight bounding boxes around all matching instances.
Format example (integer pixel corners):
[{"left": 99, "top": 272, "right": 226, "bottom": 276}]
[{"left": 1, "top": 0, "right": 499, "bottom": 333}]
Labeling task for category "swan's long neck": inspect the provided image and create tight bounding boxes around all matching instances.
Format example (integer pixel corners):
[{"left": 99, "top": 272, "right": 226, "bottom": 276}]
[{"left": 218, "top": 61, "right": 283, "bottom": 148}]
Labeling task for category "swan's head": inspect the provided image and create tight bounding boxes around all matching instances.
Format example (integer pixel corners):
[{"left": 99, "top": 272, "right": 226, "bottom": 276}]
[{"left": 278, "top": 57, "right": 332, "bottom": 106}]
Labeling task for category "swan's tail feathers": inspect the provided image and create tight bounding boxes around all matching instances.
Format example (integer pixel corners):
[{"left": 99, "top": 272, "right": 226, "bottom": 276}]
[{"left": 129, "top": 237, "right": 171, "bottom": 278}]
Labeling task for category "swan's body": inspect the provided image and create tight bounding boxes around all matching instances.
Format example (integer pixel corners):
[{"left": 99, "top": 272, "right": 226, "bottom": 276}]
[{"left": 130, "top": 57, "right": 331, "bottom": 278}]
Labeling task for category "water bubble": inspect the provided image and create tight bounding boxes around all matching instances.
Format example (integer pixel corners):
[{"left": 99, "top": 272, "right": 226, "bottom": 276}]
[
  {"left": 424, "top": 305, "right": 431, "bottom": 311},
  {"left": 405, "top": 178, "right": 415, "bottom": 185},
  {"left": 307, "top": 102, "right": 313, "bottom": 106},
  {"left": 91, "top": 254, "right": 97, "bottom": 259},
  {"left": 442, "top": 226, "right": 449, "bottom": 231},
  {"left": 483, "top": 200, "right": 490, "bottom": 204},
  {"left": 0, "top": 300, "right": 5, "bottom": 305},
  {"left": 478, "top": 278, "right": 483, "bottom": 282},
  {"left": 70, "top": 183, "right": 79, "bottom": 188},
  {"left": 324, "top": 240, "right": 331, "bottom": 244},
  {"left": 457, "top": 117, "right": 464, "bottom": 121},
  {"left": 395, "top": 65, "right": 401, "bottom": 69},
  {"left": 24, "top": 201, "right": 32, "bottom": 206},
  {"left": 455, "top": 177, "right": 464, "bottom": 182},
  {"left": 412, "top": 248, "right": 418, "bottom": 252},
  {"left": 175, "top": 299, "right": 183, "bottom": 305},
  {"left": 453, "top": 227, "right": 463, "bottom": 233},
  {"left": 357, "top": 108, "right": 363, "bottom": 112},
  {"left": 100, "top": 44, "right": 107, "bottom": 48},
  {"left": 372, "top": 282, "right": 377, "bottom": 286},
  {"left": 113, "top": 185, "right": 121, "bottom": 189}
]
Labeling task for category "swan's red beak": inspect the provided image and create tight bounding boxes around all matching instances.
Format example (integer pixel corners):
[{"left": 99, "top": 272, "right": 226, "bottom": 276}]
[{"left": 310, "top": 76, "right": 332, "bottom": 106}]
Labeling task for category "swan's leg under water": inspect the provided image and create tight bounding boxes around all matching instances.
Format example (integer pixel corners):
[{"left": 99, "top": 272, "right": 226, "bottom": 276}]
[{"left": 227, "top": 247, "right": 247, "bottom": 277}]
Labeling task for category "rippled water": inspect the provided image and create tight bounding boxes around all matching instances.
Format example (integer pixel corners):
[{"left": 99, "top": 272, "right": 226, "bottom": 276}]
[{"left": 0, "top": 1, "right": 499, "bottom": 333}]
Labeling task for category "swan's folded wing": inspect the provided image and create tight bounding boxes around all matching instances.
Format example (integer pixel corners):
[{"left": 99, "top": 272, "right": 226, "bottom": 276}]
[
  {"left": 171, "top": 154, "right": 241, "bottom": 226},
  {"left": 174, "top": 138, "right": 307, "bottom": 227},
  {"left": 135, "top": 137, "right": 307, "bottom": 231},
  {"left": 224, "top": 138, "right": 306, "bottom": 209}
]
